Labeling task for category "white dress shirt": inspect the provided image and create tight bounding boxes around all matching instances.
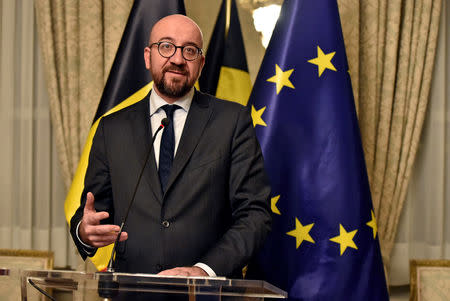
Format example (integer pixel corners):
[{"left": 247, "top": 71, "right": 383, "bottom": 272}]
[
  {"left": 77, "top": 88, "right": 216, "bottom": 277},
  {"left": 149, "top": 88, "right": 193, "bottom": 168}
]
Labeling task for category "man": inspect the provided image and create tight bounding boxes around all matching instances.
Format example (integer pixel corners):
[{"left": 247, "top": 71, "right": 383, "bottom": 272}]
[{"left": 70, "top": 14, "right": 271, "bottom": 278}]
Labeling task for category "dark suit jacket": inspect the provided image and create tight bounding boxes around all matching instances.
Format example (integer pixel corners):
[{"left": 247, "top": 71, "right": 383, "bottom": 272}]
[{"left": 70, "top": 90, "right": 272, "bottom": 277}]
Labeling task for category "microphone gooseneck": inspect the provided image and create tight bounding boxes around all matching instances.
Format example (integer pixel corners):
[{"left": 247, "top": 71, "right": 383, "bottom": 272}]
[
  {"left": 98, "top": 118, "right": 170, "bottom": 299},
  {"left": 28, "top": 279, "right": 57, "bottom": 301},
  {"left": 107, "top": 118, "right": 170, "bottom": 272}
]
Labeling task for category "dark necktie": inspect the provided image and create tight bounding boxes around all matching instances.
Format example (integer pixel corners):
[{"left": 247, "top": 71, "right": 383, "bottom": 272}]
[{"left": 158, "top": 104, "right": 179, "bottom": 193}]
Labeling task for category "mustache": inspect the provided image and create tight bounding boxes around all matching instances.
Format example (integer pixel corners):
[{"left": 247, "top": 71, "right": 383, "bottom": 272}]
[{"left": 163, "top": 65, "right": 188, "bottom": 75}]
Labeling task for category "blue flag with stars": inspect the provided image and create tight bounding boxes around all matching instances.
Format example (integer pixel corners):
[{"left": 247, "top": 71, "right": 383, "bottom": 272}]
[{"left": 248, "top": 0, "right": 389, "bottom": 300}]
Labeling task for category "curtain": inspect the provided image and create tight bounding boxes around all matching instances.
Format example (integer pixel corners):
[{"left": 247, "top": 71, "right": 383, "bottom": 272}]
[
  {"left": 34, "top": 0, "right": 133, "bottom": 190},
  {"left": 32, "top": 0, "right": 132, "bottom": 271},
  {"left": 0, "top": 0, "right": 133, "bottom": 269},
  {"left": 0, "top": 0, "right": 76, "bottom": 268},
  {"left": 369, "top": 0, "right": 441, "bottom": 270},
  {"left": 389, "top": 0, "right": 449, "bottom": 285},
  {"left": 338, "top": 0, "right": 443, "bottom": 271}
]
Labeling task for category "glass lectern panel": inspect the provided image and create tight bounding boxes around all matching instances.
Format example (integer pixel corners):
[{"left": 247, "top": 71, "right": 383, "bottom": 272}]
[{"left": 20, "top": 270, "right": 287, "bottom": 300}]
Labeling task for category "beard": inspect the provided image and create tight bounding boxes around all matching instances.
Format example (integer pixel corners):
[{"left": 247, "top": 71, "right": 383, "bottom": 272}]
[{"left": 153, "top": 65, "right": 194, "bottom": 98}]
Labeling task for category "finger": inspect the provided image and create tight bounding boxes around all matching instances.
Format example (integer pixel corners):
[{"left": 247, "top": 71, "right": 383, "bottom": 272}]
[
  {"left": 85, "top": 224, "right": 121, "bottom": 235},
  {"left": 119, "top": 232, "right": 128, "bottom": 242},
  {"left": 158, "top": 267, "right": 207, "bottom": 277},
  {"left": 158, "top": 268, "right": 190, "bottom": 276},
  {"left": 88, "top": 234, "right": 121, "bottom": 244},
  {"left": 87, "top": 232, "right": 128, "bottom": 248},
  {"left": 83, "top": 211, "right": 110, "bottom": 225},
  {"left": 93, "top": 211, "right": 110, "bottom": 221},
  {"left": 83, "top": 192, "right": 96, "bottom": 214},
  {"left": 89, "top": 232, "right": 128, "bottom": 243},
  {"left": 157, "top": 268, "right": 177, "bottom": 276}
]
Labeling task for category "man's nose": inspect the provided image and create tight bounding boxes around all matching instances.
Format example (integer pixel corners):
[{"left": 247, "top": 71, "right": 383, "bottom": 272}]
[{"left": 169, "top": 48, "right": 185, "bottom": 64}]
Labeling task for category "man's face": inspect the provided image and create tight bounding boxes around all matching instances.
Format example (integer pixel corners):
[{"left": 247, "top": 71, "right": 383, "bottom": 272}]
[{"left": 144, "top": 15, "right": 205, "bottom": 100}]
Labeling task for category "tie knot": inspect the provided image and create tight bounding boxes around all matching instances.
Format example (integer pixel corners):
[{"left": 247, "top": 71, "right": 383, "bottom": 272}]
[{"left": 161, "top": 104, "right": 180, "bottom": 121}]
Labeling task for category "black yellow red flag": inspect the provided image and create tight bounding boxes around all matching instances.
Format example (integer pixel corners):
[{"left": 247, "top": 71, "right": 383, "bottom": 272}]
[
  {"left": 199, "top": 0, "right": 251, "bottom": 105},
  {"left": 64, "top": 0, "right": 185, "bottom": 271}
]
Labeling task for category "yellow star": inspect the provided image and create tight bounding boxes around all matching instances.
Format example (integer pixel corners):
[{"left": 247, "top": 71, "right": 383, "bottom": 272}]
[
  {"left": 307, "top": 46, "right": 337, "bottom": 77},
  {"left": 266, "top": 64, "right": 295, "bottom": 94},
  {"left": 286, "top": 218, "right": 315, "bottom": 249},
  {"left": 251, "top": 105, "right": 267, "bottom": 127},
  {"left": 366, "top": 210, "right": 378, "bottom": 239},
  {"left": 271, "top": 195, "right": 281, "bottom": 215},
  {"left": 330, "top": 224, "right": 358, "bottom": 256}
]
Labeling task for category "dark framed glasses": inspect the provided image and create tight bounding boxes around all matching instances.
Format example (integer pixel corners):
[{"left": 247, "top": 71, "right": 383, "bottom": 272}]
[{"left": 149, "top": 41, "right": 203, "bottom": 61}]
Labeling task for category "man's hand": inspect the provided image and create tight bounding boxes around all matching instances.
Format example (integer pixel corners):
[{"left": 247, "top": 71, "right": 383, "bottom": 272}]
[
  {"left": 79, "top": 192, "right": 128, "bottom": 248},
  {"left": 157, "top": 266, "right": 208, "bottom": 277}
]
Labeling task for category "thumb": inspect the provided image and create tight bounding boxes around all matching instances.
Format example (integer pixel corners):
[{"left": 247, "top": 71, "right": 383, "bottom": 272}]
[{"left": 84, "top": 192, "right": 96, "bottom": 214}]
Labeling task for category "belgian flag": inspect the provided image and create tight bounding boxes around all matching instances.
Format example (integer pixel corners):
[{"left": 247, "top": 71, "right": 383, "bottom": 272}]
[
  {"left": 64, "top": 0, "right": 185, "bottom": 271},
  {"left": 199, "top": 0, "right": 252, "bottom": 105}
]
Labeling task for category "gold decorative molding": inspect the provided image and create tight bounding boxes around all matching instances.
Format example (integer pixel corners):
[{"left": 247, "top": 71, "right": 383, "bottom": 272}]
[
  {"left": 410, "top": 259, "right": 450, "bottom": 301},
  {"left": 0, "top": 249, "right": 54, "bottom": 270}
]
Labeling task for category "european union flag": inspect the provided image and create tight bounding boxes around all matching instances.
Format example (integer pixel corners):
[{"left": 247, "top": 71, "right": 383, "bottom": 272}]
[{"left": 248, "top": 0, "right": 389, "bottom": 300}]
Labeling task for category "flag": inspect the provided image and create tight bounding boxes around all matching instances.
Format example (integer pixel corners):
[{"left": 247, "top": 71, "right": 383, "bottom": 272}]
[
  {"left": 64, "top": 0, "right": 186, "bottom": 271},
  {"left": 248, "top": 0, "right": 389, "bottom": 299},
  {"left": 199, "top": 0, "right": 251, "bottom": 105}
]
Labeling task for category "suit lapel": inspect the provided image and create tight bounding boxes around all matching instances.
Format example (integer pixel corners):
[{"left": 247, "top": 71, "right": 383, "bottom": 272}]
[
  {"left": 130, "top": 98, "right": 163, "bottom": 203},
  {"left": 164, "top": 91, "right": 212, "bottom": 195}
]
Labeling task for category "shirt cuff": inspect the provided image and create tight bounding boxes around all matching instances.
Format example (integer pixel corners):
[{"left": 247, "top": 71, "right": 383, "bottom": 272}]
[
  {"left": 76, "top": 221, "right": 96, "bottom": 255},
  {"left": 194, "top": 262, "right": 216, "bottom": 277}
]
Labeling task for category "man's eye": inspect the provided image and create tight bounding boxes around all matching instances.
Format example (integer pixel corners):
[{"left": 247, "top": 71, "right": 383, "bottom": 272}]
[{"left": 184, "top": 47, "right": 196, "bottom": 54}]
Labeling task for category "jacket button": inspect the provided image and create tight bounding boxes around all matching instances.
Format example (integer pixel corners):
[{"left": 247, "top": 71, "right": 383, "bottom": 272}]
[
  {"left": 156, "top": 264, "right": 162, "bottom": 272},
  {"left": 162, "top": 220, "right": 170, "bottom": 228}
]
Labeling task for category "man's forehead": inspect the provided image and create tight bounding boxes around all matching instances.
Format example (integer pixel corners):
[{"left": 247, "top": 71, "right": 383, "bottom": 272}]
[{"left": 150, "top": 15, "right": 203, "bottom": 47}]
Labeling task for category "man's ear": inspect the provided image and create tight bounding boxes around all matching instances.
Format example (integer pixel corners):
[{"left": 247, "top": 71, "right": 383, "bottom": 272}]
[
  {"left": 200, "top": 55, "right": 205, "bottom": 70},
  {"left": 144, "top": 47, "right": 151, "bottom": 70},
  {"left": 197, "top": 55, "right": 206, "bottom": 78}
]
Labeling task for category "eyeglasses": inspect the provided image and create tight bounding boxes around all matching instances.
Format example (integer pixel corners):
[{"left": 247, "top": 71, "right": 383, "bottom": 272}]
[{"left": 149, "top": 41, "right": 203, "bottom": 61}]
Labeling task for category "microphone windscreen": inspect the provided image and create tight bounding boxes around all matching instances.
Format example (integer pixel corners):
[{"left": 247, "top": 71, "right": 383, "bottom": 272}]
[{"left": 161, "top": 118, "right": 170, "bottom": 127}]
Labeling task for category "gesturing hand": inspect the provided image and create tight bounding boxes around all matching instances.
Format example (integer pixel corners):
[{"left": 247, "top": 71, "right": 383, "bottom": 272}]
[{"left": 79, "top": 192, "right": 128, "bottom": 248}]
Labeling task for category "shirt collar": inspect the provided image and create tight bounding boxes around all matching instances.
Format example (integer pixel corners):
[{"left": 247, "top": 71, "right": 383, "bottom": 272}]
[{"left": 149, "top": 87, "right": 194, "bottom": 116}]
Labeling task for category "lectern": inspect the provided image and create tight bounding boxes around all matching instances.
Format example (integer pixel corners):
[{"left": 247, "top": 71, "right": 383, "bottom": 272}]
[{"left": 20, "top": 270, "right": 287, "bottom": 300}]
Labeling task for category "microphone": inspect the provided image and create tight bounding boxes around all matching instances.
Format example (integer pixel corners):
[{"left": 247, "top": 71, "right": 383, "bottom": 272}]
[
  {"left": 161, "top": 117, "right": 170, "bottom": 128},
  {"left": 98, "top": 118, "right": 170, "bottom": 298}
]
